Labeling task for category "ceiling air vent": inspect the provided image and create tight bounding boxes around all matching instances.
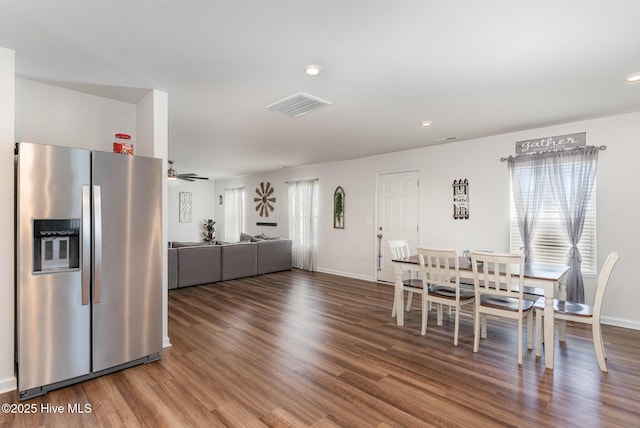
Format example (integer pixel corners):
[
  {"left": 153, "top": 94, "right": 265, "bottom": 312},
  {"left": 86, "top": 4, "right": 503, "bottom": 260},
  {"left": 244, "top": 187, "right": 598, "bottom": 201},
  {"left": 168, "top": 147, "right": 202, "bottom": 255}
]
[{"left": 265, "top": 92, "right": 331, "bottom": 118}]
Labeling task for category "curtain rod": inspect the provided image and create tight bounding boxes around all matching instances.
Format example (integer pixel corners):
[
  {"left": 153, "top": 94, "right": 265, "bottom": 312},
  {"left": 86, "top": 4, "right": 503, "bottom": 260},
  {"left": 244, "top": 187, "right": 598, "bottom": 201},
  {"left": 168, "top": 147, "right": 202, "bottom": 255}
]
[
  {"left": 500, "top": 145, "right": 607, "bottom": 162},
  {"left": 285, "top": 178, "right": 319, "bottom": 184},
  {"left": 223, "top": 186, "right": 245, "bottom": 191}
]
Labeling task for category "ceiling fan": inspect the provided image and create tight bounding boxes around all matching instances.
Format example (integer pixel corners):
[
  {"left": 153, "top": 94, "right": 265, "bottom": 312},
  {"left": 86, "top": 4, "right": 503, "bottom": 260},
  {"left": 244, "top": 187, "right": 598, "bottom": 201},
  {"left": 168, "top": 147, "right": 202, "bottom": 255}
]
[{"left": 167, "top": 160, "right": 209, "bottom": 182}]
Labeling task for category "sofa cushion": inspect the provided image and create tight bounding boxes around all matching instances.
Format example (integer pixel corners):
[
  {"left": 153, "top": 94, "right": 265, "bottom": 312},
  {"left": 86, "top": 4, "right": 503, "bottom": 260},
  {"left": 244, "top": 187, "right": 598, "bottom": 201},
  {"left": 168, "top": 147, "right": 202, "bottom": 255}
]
[
  {"left": 168, "top": 248, "right": 178, "bottom": 290},
  {"left": 172, "top": 241, "right": 206, "bottom": 248},
  {"left": 253, "top": 233, "right": 279, "bottom": 241},
  {"left": 177, "top": 245, "right": 222, "bottom": 287},
  {"left": 221, "top": 243, "right": 258, "bottom": 280},
  {"left": 257, "top": 239, "right": 292, "bottom": 275}
]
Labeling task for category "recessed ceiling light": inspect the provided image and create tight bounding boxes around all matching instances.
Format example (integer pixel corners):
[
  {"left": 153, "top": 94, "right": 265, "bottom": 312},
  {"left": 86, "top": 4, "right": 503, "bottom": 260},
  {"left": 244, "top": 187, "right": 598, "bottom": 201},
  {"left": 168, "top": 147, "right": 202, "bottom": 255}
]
[
  {"left": 304, "top": 64, "right": 321, "bottom": 76},
  {"left": 626, "top": 72, "right": 640, "bottom": 82},
  {"left": 420, "top": 120, "right": 432, "bottom": 127}
]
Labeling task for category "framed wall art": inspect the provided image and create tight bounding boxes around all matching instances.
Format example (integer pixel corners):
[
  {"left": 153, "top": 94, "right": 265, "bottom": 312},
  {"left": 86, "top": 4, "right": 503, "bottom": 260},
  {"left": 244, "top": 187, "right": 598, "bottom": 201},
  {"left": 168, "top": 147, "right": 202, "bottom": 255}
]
[
  {"left": 334, "top": 186, "right": 345, "bottom": 229},
  {"left": 453, "top": 179, "right": 469, "bottom": 220},
  {"left": 179, "top": 191, "right": 192, "bottom": 223}
]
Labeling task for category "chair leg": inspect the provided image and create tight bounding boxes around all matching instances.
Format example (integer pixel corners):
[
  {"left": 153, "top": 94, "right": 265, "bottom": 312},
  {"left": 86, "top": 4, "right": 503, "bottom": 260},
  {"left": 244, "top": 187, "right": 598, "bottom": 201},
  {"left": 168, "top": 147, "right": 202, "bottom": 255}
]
[
  {"left": 473, "top": 306, "right": 481, "bottom": 353},
  {"left": 535, "top": 309, "right": 543, "bottom": 358},
  {"left": 517, "top": 317, "right": 523, "bottom": 365},
  {"left": 437, "top": 303, "right": 443, "bottom": 326},
  {"left": 453, "top": 305, "right": 460, "bottom": 346},
  {"left": 481, "top": 314, "right": 487, "bottom": 339},
  {"left": 593, "top": 322, "right": 608, "bottom": 372},
  {"left": 527, "top": 311, "right": 533, "bottom": 350},
  {"left": 406, "top": 291, "right": 413, "bottom": 312},
  {"left": 421, "top": 297, "right": 428, "bottom": 336},
  {"left": 391, "top": 289, "right": 398, "bottom": 317},
  {"left": 558, "top": 319, "right": 567, "bottom": 342}
]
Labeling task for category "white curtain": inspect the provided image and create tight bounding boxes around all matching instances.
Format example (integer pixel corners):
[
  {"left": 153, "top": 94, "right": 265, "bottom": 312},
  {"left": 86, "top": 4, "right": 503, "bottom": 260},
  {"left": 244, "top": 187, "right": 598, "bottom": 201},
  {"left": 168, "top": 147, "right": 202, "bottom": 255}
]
[
  {"left": 288, "top": 179, "right": 318, "bottom": 271},
  {"left": 508, "top": 146, "right": 599, "bottom": 303},
  {"left": 508, "top": 153, "right": 547, "bottom": 263},
  {"left": 224, "top": 187, "right": 245, "bottom": 243},
  {"left": 547, "top": 146, "right": 599, "bottom": 303}
]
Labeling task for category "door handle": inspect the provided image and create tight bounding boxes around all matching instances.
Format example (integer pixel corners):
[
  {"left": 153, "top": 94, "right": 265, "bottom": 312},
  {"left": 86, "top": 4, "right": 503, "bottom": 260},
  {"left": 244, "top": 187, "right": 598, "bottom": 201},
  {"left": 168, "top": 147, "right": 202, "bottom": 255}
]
[
  {"left": 81, "top": 185, "right": 91, "bottom": 305},
  {"left": 377, "top": 231, "right": 384, "bottom": 269},
  {"left": 93, "top": 185, "right": 102, "bottom": 304}
]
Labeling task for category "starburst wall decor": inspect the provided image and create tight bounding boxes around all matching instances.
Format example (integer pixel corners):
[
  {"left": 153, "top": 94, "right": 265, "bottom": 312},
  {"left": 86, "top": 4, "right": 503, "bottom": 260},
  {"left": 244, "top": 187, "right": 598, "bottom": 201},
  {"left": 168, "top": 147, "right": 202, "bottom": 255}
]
[{"left": 254, "top": 182, "right": 276, "bottom": 217}]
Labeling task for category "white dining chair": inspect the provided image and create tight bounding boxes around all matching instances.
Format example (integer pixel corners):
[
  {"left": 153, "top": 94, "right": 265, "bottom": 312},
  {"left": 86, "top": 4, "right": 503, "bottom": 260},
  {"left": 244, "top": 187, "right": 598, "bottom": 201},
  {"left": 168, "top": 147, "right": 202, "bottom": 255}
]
[
  {"left": 417, "top": 246, "right": 475, "bottom": 346},
  {"left": 471, "top": 251, "right": 534, "bottom": 365},
  {"left": 388, "top": 240, "right": 423, "bottom": 315},
  {"left": 534, "top": 251, "right": 620, "bottom": 372}
]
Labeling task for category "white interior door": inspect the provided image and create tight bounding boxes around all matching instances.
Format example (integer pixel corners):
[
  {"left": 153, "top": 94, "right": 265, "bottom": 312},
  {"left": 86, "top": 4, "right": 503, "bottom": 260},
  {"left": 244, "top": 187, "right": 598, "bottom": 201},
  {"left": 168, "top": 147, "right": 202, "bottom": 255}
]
[{"left": 376, "top": 171, "right": 420, "bottom": 282}]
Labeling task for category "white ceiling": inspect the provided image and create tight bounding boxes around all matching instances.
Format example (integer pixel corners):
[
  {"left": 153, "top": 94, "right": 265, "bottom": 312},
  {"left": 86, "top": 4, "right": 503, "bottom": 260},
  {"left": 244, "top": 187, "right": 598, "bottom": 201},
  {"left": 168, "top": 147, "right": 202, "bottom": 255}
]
[{"left": 2, "top": 1, "right": 640, "bottom": 179}]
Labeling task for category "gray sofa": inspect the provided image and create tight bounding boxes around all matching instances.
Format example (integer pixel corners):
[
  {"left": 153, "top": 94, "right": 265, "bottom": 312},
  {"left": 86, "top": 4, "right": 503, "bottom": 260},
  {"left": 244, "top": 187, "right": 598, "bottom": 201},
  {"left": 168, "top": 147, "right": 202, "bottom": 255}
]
[{"left": 168, "top": 239, "right": 292, "bottom": 289}]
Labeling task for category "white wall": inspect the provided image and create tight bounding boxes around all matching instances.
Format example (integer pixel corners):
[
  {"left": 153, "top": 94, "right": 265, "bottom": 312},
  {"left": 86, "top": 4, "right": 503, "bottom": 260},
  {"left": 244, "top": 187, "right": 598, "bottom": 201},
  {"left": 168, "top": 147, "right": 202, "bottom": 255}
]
[
  {"left": 168, "top": 179, "right": 217, "bottom": 242},
  {"left": 420, "top": 113, "right": 640, "bottom": 329},
  {"left": 137, "top": 89, "right": 171, "bottom": 348},
  {"left": 215, "top": 111, "right": 640, "bottom": 329},
  {"left": 15, "top": 78, "right": 137, "bottom": 149},
  {"left": 0, "top": 47, "right": 16, "bottom": 393},
  {"left": 215, "top": 171, "right": 294, "bottom": 242}
]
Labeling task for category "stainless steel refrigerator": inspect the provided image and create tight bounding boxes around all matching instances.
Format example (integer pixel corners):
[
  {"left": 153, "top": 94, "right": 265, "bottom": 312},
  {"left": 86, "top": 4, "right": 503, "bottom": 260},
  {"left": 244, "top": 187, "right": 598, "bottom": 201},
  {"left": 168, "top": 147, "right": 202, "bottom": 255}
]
[{"left": 15, "top": 142, "right": 163, "bottom": 400}]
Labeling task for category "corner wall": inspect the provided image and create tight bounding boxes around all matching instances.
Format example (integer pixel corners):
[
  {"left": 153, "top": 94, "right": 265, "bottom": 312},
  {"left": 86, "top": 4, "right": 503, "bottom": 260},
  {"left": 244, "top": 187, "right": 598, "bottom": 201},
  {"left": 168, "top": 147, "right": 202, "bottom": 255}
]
[
  {"left": 137, "top": 89, "right": 171, "bottom": 348},
  {"left": 168, "top": 179, "right": 217, "bottom": 242},
  {"left": 0, "top": 47, "right": 16, "bottom": 393}
]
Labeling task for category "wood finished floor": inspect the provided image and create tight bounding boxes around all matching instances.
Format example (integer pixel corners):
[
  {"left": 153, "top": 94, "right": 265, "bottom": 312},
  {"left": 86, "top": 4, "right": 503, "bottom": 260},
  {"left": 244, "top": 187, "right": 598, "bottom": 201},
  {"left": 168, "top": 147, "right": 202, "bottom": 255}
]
[{"left": 2, "top": 269, "right": 640, "bottom": 427}]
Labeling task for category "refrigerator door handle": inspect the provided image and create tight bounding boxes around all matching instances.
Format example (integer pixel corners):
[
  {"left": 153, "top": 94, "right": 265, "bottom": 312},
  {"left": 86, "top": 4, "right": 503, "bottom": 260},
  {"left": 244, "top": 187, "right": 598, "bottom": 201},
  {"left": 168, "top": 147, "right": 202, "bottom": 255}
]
[
  {"left": 93, "top": 185, "right": 103, "bottom": 304},
  {"left": 82, "top": 185, "right": 91, "bottom": 306}
]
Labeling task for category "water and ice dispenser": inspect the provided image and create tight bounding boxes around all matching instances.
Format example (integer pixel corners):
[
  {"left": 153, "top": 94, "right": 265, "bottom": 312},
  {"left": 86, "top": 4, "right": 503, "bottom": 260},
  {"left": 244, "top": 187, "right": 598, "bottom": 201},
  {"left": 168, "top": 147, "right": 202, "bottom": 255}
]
[{"left": 33, "top": 219, "right": 80, "bottom": 273}]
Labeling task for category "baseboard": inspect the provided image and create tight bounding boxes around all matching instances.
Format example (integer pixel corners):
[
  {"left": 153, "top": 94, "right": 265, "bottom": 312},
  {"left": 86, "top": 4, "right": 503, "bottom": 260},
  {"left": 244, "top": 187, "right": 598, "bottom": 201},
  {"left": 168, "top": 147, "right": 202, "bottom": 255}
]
[
  {"left": 163, "top": 336, "right": 172, "bottom": 348},
  {"left": 0, "top": 376, "right": 16, "bottom": 394},
  {"left": 315, "top": 267, "right": 375, "bottom": 282},
  {"left": 602, "top": 316, "right": 640, "bottom": 331}
]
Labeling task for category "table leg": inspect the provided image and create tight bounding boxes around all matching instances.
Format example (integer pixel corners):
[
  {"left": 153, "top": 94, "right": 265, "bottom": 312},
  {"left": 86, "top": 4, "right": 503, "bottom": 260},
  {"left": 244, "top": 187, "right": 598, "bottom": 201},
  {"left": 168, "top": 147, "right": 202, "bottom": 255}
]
[
  {"left": 544, "top": 293, "right": 555, "bottom": 369},
  {"left": 392, "top": 262, "right": 404, "bottom": 326},
  {"left": 557, "top": 274, "right": 567, "bottom": 342}
]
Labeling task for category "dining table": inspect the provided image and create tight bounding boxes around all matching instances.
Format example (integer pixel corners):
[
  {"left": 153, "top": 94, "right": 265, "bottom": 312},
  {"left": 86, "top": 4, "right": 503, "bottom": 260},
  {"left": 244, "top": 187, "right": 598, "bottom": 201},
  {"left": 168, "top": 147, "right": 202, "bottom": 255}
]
[{"left": 391, "top": 255, "right": 570, "bottom": 370}]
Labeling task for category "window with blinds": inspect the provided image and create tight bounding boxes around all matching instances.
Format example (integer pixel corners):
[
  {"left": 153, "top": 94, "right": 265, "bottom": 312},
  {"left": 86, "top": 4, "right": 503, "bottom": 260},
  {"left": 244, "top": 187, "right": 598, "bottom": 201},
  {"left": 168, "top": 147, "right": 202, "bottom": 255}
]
[{"left": 509, "top": 167, "right": 597, "bottom": 276}]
